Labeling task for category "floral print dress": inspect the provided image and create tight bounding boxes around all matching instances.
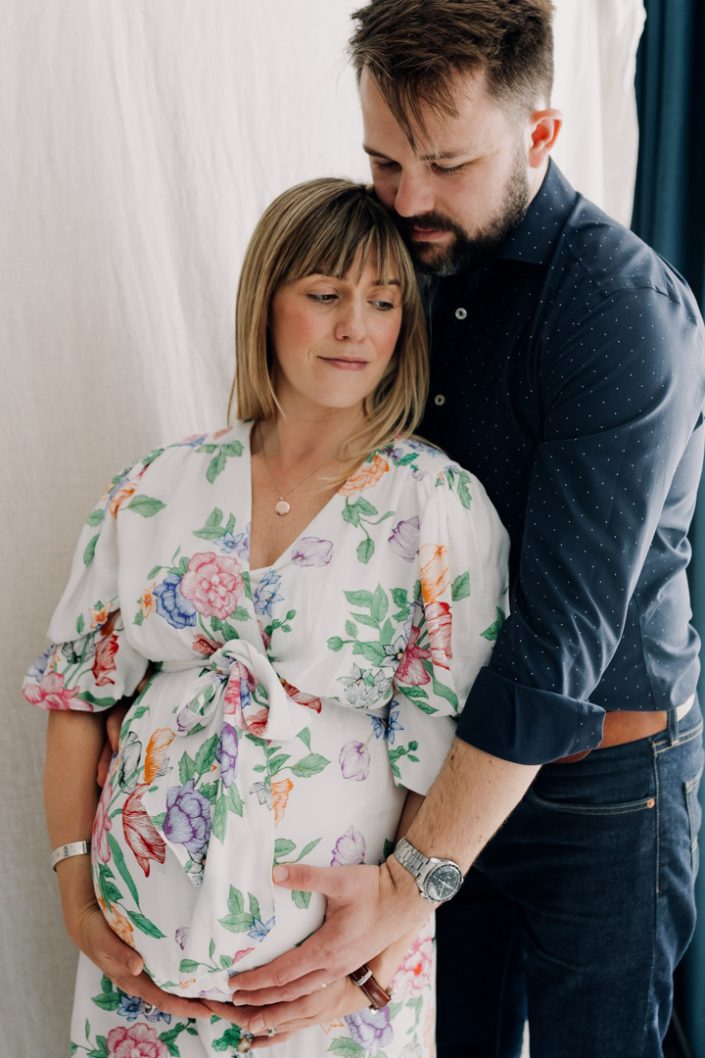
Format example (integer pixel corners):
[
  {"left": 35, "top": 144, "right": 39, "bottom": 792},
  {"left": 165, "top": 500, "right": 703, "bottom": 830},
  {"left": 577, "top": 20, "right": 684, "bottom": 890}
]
[{"left": 24, "top": 420, "right": 509, "bottom": 1058}]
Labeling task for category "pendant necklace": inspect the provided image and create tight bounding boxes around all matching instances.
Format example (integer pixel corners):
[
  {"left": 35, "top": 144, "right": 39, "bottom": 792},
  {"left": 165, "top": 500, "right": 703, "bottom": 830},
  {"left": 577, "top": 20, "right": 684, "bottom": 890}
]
[{"left": 257, "top": 425, "right": 340, "bottom": 517}]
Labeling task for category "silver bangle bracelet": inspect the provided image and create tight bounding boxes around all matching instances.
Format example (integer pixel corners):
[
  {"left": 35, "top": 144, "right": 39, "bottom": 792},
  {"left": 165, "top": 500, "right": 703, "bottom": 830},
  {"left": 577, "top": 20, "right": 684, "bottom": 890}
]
[{"left": 51, "top": 840, "right": 92, "bottom": 871}]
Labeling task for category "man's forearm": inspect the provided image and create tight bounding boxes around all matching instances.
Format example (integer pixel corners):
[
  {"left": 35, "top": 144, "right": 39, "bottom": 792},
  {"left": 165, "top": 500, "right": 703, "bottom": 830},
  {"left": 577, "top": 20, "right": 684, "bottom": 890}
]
[{"left": 400, "top": 737, "right": 539, "bottom": 873}]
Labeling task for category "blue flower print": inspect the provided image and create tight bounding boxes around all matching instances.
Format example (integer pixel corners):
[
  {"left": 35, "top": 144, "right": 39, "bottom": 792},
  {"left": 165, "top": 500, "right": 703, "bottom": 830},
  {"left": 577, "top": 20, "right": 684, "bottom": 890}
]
[
  {"left": 253, "top": 569, "right": 283, "bottom": 617},
  {"left": 154, "top": 572, "right": 197, "bottom": 629}
]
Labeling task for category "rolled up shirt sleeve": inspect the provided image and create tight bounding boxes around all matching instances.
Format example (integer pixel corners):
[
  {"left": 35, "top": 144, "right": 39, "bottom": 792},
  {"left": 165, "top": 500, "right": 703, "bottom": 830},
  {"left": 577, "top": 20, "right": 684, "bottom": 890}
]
[{"left": 457, "top": 283, "right": 705, "bottom": 764}]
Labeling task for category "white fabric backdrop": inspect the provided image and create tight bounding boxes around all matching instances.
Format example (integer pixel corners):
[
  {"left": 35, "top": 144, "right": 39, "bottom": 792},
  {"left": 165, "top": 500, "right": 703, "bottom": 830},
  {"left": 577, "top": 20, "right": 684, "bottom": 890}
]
[{"left": 0, "top": 2, "right": 644, "bottom": 1052}]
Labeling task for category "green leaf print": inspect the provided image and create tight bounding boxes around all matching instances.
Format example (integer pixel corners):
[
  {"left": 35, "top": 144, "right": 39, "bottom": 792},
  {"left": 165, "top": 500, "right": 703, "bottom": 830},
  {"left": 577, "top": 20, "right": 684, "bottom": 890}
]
[
  {"left": 274, "top": 838, "right": 296, "bottom": 860},
  {"left": 481, "top": 607, "right": 507, "bottom": 641},
  {"left": 451, "top": 571, "right": 471, "bottom": 601},
  {"left": 179, "top": 751, "right": 196, "bottom": 784},
  {"left": 371, "top": 585, "right": 388, "bottom": 623},
  {"left": 354, "top": 641, "right": 387, "bottom": 665},
  {"left": 357, "top": 538, "right": 375, "bottom": 564},
  {"left": 212, "top": 1025, "right": 244, "bottom": 1052},
  {"left": 328, "top": 1039, "right": 366, "bottom": 1057},
  {"left": 327, "top": 636, "right": 344, "bottom": 652},
  {"left": 226, "top": 784, "right": 244, "bottom": 816},
  {"left": 207, "top": 507, "right": 224, "bottom": 527},
  {"left": 295, "top": 837, "right": 321, "bottom": 861},
  {"left": 291, "top": 889, "right": 312, "bottom": 909},
  {"left": 458, "top": 474, "right": 473, "bottom": 509},
  {"left": 297, "top": 727, "right": 312, "bottom": 750},
  {"left": 90, "top": 991, "right": 121, "bottom": 1012},
  {"left": 206, "top": 452, "right": 227, "bottom": 483},
  {"left": 342, "top": 500, "right": 362, "bottom": 528},
  {"left": 179, "top": 959, "right": 200, "bottom": 974},
  {"left": 345, "top": 620, "right": 358, "bottom": 638},
  {"left": 80, "top": 690, "right": 118, "bottom": 709},
  {"left": 290, "top": 753, "right": 330, "bottom": 778},
  {"left": 219, "top": 912, "right": 256, "bottom": 933},
  {"left": 96, "top": 864, "right": 122, "bottom": 907},
  {"left": 126, "top": 909, "right": 166, "bottom": 939},
  {"left": 83, "top": 534, "right": 99, "bottom": 566},
  {"left": 248, "top": 893, "right": 261, "bottom": 920},
  {"left": 107, "top": 834, "right": 140, "bottom": 906},
  {"left": 76, "top": 613, "right": 85, "bottom": 635},
  {"left": 85, "top": 508, "right": 105, "bottom": 527},
  {"left": 344, "top": 589, "right": 374, "bottom": 608},
  {"left": 354, "top": 612, "right": 381, "bottom": 630},
  {"left": 430, "top": 669, "right": 458, "bottom": 710},
  {"left": 212, "top": 795, "right": 228, "bottom": 842},
  {"left": 194, "top": 734, "right": 219, "bottom": 777},
  {"left": 126, "top": 495, "right": 166, "bottom": 518},
  {"left": 227, "top": 885, "right": 245, "bottom": 915}
]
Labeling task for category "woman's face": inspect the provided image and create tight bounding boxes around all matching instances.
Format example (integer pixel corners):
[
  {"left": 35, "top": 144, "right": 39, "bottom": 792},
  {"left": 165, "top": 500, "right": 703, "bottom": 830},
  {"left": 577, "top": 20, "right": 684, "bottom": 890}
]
[{"left": 269, "top": 253, "right": 403, "bottom": 419}]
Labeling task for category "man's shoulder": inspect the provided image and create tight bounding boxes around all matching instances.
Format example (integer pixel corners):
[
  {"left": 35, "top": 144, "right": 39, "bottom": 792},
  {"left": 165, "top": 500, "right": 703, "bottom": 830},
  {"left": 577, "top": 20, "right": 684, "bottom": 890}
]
[{"left": 555, "top": 192, "right": 694, "bottom": 311}]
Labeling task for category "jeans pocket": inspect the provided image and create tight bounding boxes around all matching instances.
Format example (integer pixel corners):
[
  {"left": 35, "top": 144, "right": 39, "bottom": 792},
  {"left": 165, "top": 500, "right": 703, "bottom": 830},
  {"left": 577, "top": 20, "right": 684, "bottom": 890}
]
[
  {"left": 684, "top": 767, "right": 703, "bottom": 877},
  {"left": 525, "top": 786, "right": 656, "bottom": 816}
]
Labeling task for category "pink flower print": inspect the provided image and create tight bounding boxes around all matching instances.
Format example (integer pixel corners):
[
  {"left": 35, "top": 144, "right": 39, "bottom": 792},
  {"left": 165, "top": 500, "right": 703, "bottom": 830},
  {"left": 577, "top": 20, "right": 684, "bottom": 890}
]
[
  {"left": 425, "top": 600, "right": 453, "bottom": 669},
  {"left": 395, "top": 626, "right": 432, "bottom": 687},
  {"left": 122, "top": 785, "right": 167, "bottom": 877},
  {"left": 93, "top": 797, "right": 113, "bottom": 863},
  {"left": 22, "top": 670, "right": 85, "bottom": 711},
  {"left": 392, "top": 932, "right": 434, "bottom": 998},
  {"left": 338, "top": 741, "right": 371, "bottom": 781},
  {"left": 107, "top": 1023, "right": 168, "bottom": 1058},
  {"left": 331, "top": 825, "right": 366, "bottom": 866},
  {"left": 388, "top": 516, "right": 420, "bottom": 562},
  {"left": 180, "top": 552, "right": 243, "bottom": 619},
  {"left": 291, "top": 536, "right": 333, "bottom": 567},
  {"left": 92, "top": 631, "right": 119, "bottom": 686},
  {"left": 192, "top": 634, "right": 219, "bottom": 657},
  {"left": 280, "top": 678, "right": 322, "bottom": 714}
]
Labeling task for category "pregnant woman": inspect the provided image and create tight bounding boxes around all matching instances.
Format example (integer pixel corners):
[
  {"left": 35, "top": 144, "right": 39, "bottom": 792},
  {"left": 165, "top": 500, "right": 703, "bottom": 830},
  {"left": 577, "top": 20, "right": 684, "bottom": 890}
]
[{"left": 24, "top": 178, "right": 508, "bottom": 1057}]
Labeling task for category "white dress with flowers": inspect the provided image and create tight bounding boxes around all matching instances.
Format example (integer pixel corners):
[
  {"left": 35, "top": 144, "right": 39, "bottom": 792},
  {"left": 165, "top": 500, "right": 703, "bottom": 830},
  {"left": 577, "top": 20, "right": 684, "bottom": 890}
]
[{"left": 24, "top": 420, "right": 508, "bottom": 1058}]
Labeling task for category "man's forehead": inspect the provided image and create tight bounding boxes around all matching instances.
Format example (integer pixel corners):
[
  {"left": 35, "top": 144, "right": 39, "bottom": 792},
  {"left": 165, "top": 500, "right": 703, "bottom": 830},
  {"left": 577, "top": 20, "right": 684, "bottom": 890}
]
[{"left": 359, "top": 66, "right": 504, "bottom": 156}]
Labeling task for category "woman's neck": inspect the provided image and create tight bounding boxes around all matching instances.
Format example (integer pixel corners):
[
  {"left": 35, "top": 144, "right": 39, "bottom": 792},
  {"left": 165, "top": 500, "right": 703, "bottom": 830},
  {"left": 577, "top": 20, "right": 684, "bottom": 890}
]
[{"left": 253, "top": 406, "right": 364, "bottom": 472}]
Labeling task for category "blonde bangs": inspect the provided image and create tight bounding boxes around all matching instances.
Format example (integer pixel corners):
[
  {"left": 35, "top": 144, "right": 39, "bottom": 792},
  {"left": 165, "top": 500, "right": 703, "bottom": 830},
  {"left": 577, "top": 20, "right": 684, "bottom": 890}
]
[{"left": 228, "top": 178, "right": 428, "bottom": 477}]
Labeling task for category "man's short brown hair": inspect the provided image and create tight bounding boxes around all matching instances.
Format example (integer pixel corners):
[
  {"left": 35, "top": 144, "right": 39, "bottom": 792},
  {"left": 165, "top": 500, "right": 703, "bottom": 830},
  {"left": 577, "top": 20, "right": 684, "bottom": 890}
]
[{"left": 350, "top": 0, "right": 554, "bottom": 137}]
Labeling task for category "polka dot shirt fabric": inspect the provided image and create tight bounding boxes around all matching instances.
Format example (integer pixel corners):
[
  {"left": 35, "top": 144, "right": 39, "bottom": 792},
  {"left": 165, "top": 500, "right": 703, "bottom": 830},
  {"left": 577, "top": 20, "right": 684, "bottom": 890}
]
[{"left": 419, "top": 161, "right": 705, "bottom": 765}]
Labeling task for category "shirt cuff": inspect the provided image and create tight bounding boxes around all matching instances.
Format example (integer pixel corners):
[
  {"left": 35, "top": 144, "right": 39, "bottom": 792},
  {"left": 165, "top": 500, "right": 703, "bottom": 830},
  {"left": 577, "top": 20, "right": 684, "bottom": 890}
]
[{"left": 457, "top": 667, "right": 606, "bottom": 764}]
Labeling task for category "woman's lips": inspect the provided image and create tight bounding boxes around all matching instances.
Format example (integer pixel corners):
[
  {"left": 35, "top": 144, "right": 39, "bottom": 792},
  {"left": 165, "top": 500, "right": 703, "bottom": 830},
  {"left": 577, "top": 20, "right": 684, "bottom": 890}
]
[{"left": 319, "top": 357, "right": 368, "bottom": 370}]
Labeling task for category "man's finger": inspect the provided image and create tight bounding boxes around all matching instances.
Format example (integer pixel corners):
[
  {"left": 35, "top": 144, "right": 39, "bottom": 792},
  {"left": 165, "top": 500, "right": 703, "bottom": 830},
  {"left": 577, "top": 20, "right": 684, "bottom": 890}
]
[
  {"left": 272, "top": 862, "right": 366, "bottom": 900},
  {"left": 230, "top": 922, "right": 345, "bottom": 992},
  {"left": 231, "top": 969, "right": 329, "bottom": 1007}
]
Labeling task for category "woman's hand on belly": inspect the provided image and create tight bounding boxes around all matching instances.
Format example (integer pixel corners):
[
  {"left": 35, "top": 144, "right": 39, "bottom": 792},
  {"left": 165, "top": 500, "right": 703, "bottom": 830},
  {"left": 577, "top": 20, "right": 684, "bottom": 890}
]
[{"left": 67, "top": 886, "right": 211, "bottom": 1021}]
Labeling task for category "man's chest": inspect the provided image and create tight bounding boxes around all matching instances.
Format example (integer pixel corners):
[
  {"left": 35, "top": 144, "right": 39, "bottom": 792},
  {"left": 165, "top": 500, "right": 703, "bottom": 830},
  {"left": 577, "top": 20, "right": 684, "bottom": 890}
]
[{"left": 419, "top": 265, "right": 546, "bottom": 543}]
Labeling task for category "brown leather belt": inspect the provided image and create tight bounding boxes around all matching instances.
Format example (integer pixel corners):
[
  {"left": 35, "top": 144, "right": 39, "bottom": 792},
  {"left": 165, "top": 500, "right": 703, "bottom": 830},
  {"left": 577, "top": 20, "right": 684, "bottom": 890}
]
[{"left": 554, "top": 695, "right": 696, "bottom": 764}]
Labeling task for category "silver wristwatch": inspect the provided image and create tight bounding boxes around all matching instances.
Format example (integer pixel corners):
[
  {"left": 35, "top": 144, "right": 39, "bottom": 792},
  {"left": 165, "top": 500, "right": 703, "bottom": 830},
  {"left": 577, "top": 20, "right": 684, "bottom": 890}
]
[{"left": 393, "top": 836, "right": 464, "bottom": 902}]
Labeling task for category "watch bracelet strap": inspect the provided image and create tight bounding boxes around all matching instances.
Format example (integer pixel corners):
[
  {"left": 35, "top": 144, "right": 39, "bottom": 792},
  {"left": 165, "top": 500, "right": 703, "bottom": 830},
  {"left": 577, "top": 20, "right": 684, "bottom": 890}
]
[
  {"left": 349, "top": 964, "right": 392, "bottom": 1010},
  {"left": 51, "top": 840, "right": 91, "bottom": 871}
]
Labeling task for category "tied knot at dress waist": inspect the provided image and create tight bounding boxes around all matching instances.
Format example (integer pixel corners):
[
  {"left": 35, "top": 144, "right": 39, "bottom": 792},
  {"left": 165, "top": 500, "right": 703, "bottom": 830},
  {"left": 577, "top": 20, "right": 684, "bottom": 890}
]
[{"left": 160, "top": 638, "right": 316, "bottom": 743}]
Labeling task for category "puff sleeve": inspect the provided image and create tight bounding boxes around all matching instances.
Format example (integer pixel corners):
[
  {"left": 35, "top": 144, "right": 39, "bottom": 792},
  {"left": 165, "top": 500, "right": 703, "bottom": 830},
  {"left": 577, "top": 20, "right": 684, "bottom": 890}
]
[
  {"left": 22, "top": 461, "right": 151, "bottom": 712},
  {"left": 389, "top": 466, "right": 510, "bottom": 793}
]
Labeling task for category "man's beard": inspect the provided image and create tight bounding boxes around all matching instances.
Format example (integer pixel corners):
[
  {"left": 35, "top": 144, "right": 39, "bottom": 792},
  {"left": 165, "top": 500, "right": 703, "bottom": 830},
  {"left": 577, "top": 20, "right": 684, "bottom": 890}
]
[{"left": 397, "top": 151, "right": 531, "bottom": 276}]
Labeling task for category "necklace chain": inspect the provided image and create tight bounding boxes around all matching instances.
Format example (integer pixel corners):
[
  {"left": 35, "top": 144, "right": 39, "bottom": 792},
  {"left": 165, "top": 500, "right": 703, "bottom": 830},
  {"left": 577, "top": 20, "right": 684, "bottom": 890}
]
[{"left": 256, "top": 423, "right": 340, "bottom": 517}]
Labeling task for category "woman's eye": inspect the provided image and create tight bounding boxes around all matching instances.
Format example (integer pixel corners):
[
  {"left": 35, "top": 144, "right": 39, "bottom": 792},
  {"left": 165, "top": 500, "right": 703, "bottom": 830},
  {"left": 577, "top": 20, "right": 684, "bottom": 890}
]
[
  {"left": 372, "top": 299, "right": 395, "bottom": 311},
  {"left": 308, "top": 293, "right": 337, "bottom": 303}
]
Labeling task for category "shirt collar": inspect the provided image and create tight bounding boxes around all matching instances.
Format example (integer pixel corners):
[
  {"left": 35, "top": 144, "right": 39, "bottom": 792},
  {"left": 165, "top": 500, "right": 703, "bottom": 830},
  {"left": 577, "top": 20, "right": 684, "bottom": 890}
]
[{"left": 494, "top": 159, "right": 578, "bottom": 266}]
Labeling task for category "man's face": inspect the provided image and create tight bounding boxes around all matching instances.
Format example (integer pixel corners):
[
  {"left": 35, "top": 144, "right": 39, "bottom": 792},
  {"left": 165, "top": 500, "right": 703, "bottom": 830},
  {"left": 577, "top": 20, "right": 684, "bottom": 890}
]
[{"left": 360, "top": 67, "right": 532, "bottom": 275}]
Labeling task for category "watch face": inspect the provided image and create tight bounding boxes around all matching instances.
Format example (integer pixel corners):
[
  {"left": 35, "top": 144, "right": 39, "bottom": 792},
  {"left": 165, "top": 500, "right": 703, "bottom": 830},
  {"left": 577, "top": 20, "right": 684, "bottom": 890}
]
[{"left": 426, "top": 863, "right": 463, "bottom": 902}]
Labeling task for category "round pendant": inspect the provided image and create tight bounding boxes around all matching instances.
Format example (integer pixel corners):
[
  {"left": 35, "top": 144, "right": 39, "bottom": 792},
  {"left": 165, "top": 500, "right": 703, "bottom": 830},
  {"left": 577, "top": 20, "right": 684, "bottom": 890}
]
[{"left": 274, "top": 499, "right": 291, "bottom": 516}]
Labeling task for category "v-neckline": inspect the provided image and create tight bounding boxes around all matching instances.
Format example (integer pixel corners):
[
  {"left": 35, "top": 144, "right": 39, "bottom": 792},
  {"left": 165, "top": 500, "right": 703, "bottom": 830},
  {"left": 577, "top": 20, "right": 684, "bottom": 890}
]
[{"left": 245, "top": 419, "right": 364, "bottom": 576}]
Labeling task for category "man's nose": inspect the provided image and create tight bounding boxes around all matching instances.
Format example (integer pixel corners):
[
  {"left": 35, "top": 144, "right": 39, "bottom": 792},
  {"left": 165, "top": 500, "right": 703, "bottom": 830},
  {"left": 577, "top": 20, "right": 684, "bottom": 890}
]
[{"left": 392, "top": 170, "right": 434, "bottom": 218}]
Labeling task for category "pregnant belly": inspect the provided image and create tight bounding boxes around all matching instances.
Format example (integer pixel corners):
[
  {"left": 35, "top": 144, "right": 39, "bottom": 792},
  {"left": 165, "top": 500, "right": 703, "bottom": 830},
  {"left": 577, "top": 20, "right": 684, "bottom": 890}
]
[{"left": 90, "top": 670, "right": 404, "bottom": 999}]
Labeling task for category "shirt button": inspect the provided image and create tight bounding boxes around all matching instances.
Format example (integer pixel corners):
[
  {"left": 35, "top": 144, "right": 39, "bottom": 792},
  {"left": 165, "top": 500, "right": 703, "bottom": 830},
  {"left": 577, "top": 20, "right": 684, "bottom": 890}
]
[
  {"left": 434, "top": 394, "right": 446, "bottom": 406},
  {"left": 455, "top": 307, "right": 467, "bottom": 320}
]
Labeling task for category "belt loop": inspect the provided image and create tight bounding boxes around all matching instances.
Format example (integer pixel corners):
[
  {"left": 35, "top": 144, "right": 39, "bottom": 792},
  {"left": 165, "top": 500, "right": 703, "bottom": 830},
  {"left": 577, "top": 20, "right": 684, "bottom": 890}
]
[{"left": 667, "top": 705, "right": 680, "bottom": 745}]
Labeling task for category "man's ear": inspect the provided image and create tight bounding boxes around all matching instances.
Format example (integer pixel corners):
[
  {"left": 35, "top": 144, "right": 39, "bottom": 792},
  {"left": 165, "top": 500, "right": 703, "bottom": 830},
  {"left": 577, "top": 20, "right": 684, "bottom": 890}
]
[{"left": 527, "top": 109, "right": 562, "bottom": 168}]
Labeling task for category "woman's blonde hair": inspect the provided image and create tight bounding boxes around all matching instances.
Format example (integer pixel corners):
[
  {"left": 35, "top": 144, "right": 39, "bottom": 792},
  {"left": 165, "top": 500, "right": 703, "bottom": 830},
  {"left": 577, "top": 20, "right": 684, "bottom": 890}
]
[{"left": 229, "top": 178, "right": 428, "bottom": 466}]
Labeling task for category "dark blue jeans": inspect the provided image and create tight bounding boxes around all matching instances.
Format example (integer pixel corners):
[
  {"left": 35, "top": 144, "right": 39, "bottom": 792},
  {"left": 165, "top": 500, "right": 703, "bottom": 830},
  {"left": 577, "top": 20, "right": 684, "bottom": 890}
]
[{"left": 436, "top": 703, "right": 704, "bottom": 1058}]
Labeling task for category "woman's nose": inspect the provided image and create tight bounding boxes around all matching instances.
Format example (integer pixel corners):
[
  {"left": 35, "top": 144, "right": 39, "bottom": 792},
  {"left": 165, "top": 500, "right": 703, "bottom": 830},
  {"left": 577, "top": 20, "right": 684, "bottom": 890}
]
[{"left": 334, "top": 301, "right": 367, "bottom": 343}]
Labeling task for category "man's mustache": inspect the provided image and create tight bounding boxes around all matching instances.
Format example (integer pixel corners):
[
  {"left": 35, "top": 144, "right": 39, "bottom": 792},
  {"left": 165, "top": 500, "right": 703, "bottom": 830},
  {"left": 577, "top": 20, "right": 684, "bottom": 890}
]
[{"left": 396, "top": 212, "right": 465, "bottom": 238}]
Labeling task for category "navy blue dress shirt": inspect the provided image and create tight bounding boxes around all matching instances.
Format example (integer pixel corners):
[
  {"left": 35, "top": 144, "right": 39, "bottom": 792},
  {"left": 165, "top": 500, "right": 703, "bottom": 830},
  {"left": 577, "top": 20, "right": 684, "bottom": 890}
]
[{"left": 419, "top": 161, "right": 705, "bottom": 765}]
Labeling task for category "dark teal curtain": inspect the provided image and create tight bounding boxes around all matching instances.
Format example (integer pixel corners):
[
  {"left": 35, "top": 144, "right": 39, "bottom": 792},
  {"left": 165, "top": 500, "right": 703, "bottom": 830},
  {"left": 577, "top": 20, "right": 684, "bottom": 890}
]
[{"left": 631, "top": 2, "right": 705, "bottom": 1054}]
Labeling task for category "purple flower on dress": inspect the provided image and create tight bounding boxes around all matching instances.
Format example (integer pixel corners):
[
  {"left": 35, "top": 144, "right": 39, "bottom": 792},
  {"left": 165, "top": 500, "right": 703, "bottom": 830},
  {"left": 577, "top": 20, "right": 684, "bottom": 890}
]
[
  {"left": 331, "top": 825, "right": 366, "bottom": 866},
  {"left": 388, "top": 516, "right": 420, "bottom": 562},
  {"left": 338, "top": 741, "right": 371, "bottom": 781},
  {"left": 154, "top": 572, "right": 197, "bottom": 629},
  {"left": 252, "top": 569, "right": 283, "bottom": 617},
  {"left": 217, "top": 723, "right": 239, "bottom": 787},
  {"left": 345, "top": 1007, "right": 393, "bottom": 1056},
  {"left": 291, "top": 537, "right": 333, "bottom": 567},
  {"left": 163, "top": 779, "right": 211, "bottom": 860},
  {"left": 26, "top": 646, "right": 52, "bottom": 683},
  {"left": 174, "top": 926, "right": 190, "bottom": 950},
  {"left": 368, "top": 714, "right": 387, "bottom": 740},
  {"left": 386, "top": 703, "right": 404, "bottom": 746}
]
